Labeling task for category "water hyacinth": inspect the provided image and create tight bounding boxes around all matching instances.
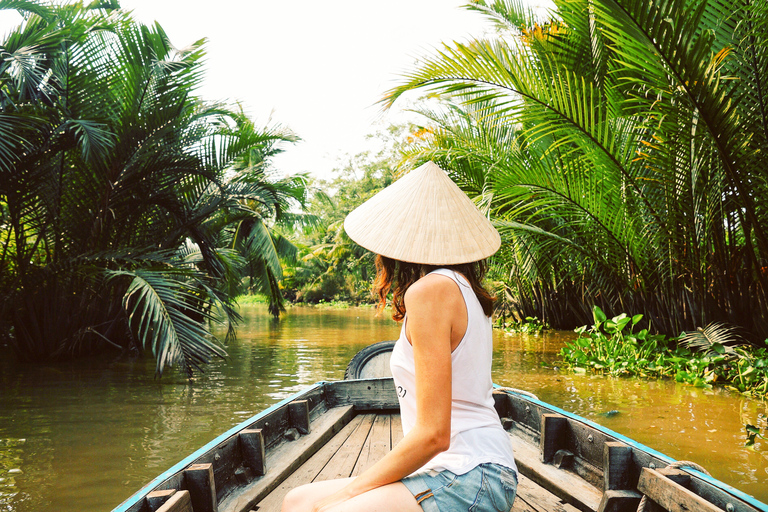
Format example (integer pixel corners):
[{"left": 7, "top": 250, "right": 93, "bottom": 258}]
[{"left": 560, "top": 306, "right": 768, "bottom": 398}]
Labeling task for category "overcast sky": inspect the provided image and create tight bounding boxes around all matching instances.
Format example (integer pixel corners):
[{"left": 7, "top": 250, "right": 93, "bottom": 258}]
[
  {"left": 121, "top": 1, "right": 492, "bottom": 179},
  {"left": 0, "top": 2, "right": 550, "bottom": 179}
]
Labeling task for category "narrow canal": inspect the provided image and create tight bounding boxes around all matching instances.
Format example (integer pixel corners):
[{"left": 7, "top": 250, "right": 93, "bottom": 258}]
[{"left": 0, "top": 305, "right": 766, "bottom": 511}]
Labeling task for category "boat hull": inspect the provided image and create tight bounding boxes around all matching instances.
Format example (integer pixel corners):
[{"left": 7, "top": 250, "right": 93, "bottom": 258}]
[{"left": 112, "top": 377, "right": 768, "bottom": 512}]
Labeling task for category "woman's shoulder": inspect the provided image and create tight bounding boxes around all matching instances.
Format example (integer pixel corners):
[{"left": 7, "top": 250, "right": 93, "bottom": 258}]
[{"left": 404, "top": 272, "right": 461, "bottom": 304}]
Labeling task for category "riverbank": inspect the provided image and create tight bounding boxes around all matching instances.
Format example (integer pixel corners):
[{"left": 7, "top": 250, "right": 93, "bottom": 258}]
[
  {"left": 236, "top": 294, "right": 377, "bottom": 310},
  {"left": 559, "top": 309, "right": 768, "bottom": 401}
]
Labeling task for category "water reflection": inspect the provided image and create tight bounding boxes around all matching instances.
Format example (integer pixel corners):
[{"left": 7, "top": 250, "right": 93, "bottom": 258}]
[{"left": 0, "top": 305, "right": 766, "bottom": 512}]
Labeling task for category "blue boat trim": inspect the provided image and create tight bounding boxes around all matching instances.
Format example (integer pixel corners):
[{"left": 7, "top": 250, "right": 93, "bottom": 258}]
[
  {"left": 111, "top": 381, "right": 327, "bottom": 512},
  {"left": 493, "top": 385, "right": 768, "bottom": 512}
]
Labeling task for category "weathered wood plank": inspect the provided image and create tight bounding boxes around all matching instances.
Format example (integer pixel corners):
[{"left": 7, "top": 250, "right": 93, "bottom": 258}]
[
  {"left": 314, "top": 414, "right": 376, "bottom": 481},
  {"left": 642, "top": 500, "right": 667, "bottom": 512},
  {"left": 240, "top": 386, "right": 324, "bottom": 454},
  {"left": 288, "top": 400, "right": 310, "bottom": 435},
  {"left": 684, "top": 472, "right": 758, "bottom": 512},
  {"left": 390, "top": 413, "right": 403, "bottom": 447},
  {"left": 514, "top": 472, "right": 582, "bottom": 512},
  {"left": 146, "top": 489, "right": 176, "bottom": 512},
  {"left": 191, "top": 435, "right": 241, "bottom": 502},
  {"left": 657, "top": 467, "right": 691, "bottom": 487},
  {"left": 352, "top": 414, "right": 390, "bottom": 476},
  {"left": 510, "top": 429, "right": 602, "bottom": 512},
  {"left": 637, "top": 467, "right": 723, "bottom": 512},
  {"left": 254, "top": 415, "right": 368, "bottom": 512},
  {"left": 493, "top": 389, "right": 513, "bottom": 419},
  {"left": 541, "top": 414, "right": 569, "bottom": 464},
  {"left": 239, "top": 429, "right": 266, "bottom": 477},
  {"left": 219, "top": 405, "right": 355, "bottom": 512},
  {"left": 597, "top": 490, "right": 642, "bottom": 512},
  {"left": 155, "top": 490, "right": 192, "bottom": 512},
  {"left": 498, "top": 391, "right": 543, "bottom": 441},
  {"left": 325, "top": 378, "right": 399, "bottom": 410},
  {"left": 511, "top": 497, "right": 540, "bottom": 512},
  {"left": 567, "top": 422, "right": 611, "bottom": 487},
  {"left": 604, "top": 442, "right": 634, "bottom": 491},
  {"left": 185, "top": 463, "right": 217, "bottom": 512}
]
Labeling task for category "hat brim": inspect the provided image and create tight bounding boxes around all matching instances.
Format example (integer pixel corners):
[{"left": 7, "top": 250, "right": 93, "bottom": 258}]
[{"left": 344, "top": 161, "right": 500, "bottom": 265}]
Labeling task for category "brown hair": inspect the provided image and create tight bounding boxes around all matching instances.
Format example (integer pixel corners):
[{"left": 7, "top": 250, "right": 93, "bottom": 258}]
[{"left": 373, "top": 255, "right": 495, "bottom": 321}]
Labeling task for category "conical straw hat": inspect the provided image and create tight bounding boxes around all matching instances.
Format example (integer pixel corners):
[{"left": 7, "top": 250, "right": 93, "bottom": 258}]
[{"left": 344, "top": 161, "right": 500, "bottom": 265}]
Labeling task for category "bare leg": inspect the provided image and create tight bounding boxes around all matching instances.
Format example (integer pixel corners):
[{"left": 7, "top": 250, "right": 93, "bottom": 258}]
[
  {"left": 281, "top": 477, "right": 422, "bottom": 512},
  {"left": 282, "top": 478, "right": 354, "bottom": 512}
]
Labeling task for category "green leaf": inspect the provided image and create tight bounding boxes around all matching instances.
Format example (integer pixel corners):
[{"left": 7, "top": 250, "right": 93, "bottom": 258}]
[
  {"left": 615, "top": 317, "right": 631, "bottom": 333},
  {"left": 593, "top": 305, "right": 607, "bottom": 324}
]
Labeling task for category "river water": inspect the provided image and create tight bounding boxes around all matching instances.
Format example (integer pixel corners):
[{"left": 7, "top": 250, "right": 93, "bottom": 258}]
[{"left": 0, "top": 305, "right": 766, "bottom": 511}]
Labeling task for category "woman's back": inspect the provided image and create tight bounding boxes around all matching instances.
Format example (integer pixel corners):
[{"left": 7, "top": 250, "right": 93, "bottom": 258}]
[{"left": 390, "top": 269, "right": 517, "bottom": 476}]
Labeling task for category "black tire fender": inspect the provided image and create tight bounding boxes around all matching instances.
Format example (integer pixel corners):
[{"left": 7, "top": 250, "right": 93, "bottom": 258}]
[{"left": 344, "top": 340, "right": 397, "bottom": 380}]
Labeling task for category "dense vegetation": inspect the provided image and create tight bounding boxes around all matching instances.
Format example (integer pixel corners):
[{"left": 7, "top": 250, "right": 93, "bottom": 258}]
[
  {"left": 0, "top": 1, "right": 306, "bottom": 375},
  {"left": 4, "top": 0, "right": 768, "bottom": 381},
  {"left": 383, "top": 0, "right": 768, "bottom": 343},
  {"left": 279, "top": 126, "right": 408, "bottom": 305},
  {"left": 560, "top": 307, "right": 768, "bottom": 397}
]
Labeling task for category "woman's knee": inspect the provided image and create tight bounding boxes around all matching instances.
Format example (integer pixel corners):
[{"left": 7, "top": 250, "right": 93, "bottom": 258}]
[
  {"left": 281, "top": 486, "right": 310, "bottom": 512},
  {"left": 281, "top": 478, "right": 355, "bottom": 512}
]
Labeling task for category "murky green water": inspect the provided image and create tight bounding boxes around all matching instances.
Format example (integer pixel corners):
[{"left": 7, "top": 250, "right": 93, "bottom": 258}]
[{"left": 0, "top": 305, "right": 766, "bottom": 511}]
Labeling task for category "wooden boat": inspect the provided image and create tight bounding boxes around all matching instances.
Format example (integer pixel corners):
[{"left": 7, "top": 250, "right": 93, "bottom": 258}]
[{"left": 113, "top": 343, "right": 768, "bottom": 512}]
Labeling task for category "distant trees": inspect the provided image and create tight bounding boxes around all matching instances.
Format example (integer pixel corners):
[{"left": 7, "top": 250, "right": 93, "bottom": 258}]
[
  {"left": 0, "top": 1, "right": 305, "bottom": 374},
  {"left": 281, "top": 127, "right": 408, "bottom": 304},
  {"left": 385, "top": 0, "right": 768, "bottom": 339}
]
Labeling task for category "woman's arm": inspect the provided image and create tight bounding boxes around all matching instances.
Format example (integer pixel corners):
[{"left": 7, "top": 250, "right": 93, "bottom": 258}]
[{"left": 310, "top": 274, "right": 464, "bottom": 512}]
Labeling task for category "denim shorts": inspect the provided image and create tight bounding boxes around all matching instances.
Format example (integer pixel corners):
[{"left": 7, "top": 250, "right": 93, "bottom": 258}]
[{"left": 401, "top": 463, "right": 518, "bottom": 512}]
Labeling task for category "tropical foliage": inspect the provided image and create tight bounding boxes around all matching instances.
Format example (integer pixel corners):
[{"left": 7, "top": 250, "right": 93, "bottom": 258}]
[
  {"left": 281, "top": 126, "right": 408, "bottom": 304},
  {"left": 560, "top": 306, "right": 768, "bottom": 398},
  {"left": 499, "top": 315, "right": 550, "bottom": 334},
  {"left": 0, "top": 1, "right": 303, "bottom": 374},
  {"left": 383, "top": 0, "right": 768, "bottom": 340}
]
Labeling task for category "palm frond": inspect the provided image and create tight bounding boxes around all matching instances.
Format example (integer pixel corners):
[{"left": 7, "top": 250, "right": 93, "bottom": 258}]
[
  {"left": 464, "top": 0, "right": 545, "bottom": 33},
  {"left": 679, "top": 322, "right": 748, "bottom": 358},
  {"left": 112, "top": 267, "right": 227, "bottom": 377}
]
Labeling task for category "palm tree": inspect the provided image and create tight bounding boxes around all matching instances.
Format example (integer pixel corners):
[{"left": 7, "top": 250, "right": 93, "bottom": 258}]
[
  {"left": 0, "top": 1, "right": 300, "bottom": 374},
  {"left": 384, "top": 0, "right": 768, "bottom": 338},
  {"left": 208, "top": 111, "right": 309, "bottom": 316}
]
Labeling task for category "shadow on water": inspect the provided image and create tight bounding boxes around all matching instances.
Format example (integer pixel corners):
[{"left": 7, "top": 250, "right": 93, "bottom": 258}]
[{"left": 0, "top": 305, "right": 766, "bottom": 511}]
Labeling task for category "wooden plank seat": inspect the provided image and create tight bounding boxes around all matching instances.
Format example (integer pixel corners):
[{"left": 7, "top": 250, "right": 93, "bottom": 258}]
[
  {"left": 253, "top": 412, "right": 580, "bottom": 512},
  {"left": 144, "top": 489, "right": 198, "bottom": 512}
]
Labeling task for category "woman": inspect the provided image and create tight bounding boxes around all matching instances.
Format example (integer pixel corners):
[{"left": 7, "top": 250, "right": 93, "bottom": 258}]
[{"left": 281, "top": 161, "right": 517, "bottom": 512}]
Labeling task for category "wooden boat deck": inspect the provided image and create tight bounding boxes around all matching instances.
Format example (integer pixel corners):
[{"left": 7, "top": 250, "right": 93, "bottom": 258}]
[
  {"left": 253, "top": 412, "right": 579, "bottom": 512},
  {"left": 118, "top": 379, "right": 768, "bottom": 512}
]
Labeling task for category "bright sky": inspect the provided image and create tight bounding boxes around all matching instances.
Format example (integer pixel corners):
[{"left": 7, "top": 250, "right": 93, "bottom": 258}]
[
  {"left": 0, "top": 1, "right": 550, "bottom": 179},
  {"left": 122, "top": 1, "right": 492, "bottom": 179}
]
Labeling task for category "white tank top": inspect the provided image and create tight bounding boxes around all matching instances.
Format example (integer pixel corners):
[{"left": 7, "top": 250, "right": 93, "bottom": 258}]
[{"left": 390, "top": 269, "right": 517, "bottom": 475}]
